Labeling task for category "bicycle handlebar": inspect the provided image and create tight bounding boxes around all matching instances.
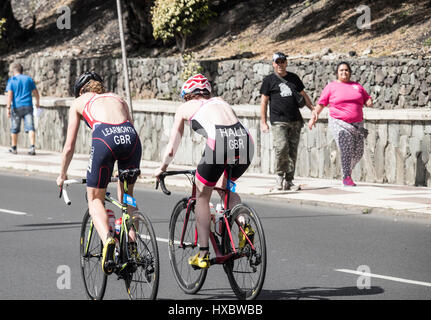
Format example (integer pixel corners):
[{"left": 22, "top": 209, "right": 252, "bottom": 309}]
[
  {"left": 156, "top": 170, "right": 196, "bottom": 196},
  {"left": 60, "top": 177, "right": 119, "bottom": 205}
]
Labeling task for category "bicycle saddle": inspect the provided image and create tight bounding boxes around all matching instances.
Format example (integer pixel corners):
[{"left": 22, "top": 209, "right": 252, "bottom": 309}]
[{"left": 119, "top": 168, "right": 141, "bottom": 184}]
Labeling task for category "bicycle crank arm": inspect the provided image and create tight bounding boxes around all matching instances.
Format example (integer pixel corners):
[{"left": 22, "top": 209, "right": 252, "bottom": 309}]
[{"left": 211, "top": 252, "right": 236, "bottom": 265}]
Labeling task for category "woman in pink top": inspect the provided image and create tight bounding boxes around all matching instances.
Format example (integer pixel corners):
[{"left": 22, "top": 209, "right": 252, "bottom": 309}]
[{"left": 308, "top": 62, "right": 373, "bottom": 186}]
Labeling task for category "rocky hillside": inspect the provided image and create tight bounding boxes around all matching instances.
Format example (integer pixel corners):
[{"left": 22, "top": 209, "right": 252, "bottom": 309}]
[{"left": 1, "top": 0, "right": 431, "bottom": 61}]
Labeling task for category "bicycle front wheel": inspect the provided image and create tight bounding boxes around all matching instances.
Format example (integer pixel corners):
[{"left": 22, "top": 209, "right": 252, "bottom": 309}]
[
  {"left": 223, "top": 203, "right": 267, "bottom": 300},
  {"left": 123, "top": 210, "right": 160, "bottom": 300},
  {"left": 168, "top": 199, "right": 207, "bottom": 294},
  {"left": 80, "top": 209, "right": 108, "bottom": 300}
]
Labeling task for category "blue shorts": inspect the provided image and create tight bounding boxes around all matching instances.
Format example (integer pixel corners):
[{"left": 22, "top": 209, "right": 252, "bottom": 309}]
[
  {"left": 87, "top": 121, "right": 142, "bottom": 189},
  {"left": 11, "top": 106, "right": 34, "bottom": 134}
]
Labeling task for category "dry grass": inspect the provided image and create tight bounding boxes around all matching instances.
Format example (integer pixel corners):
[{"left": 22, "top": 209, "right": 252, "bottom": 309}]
[{"left": 192, "top": 0, "right": 431, "bottom": 60}]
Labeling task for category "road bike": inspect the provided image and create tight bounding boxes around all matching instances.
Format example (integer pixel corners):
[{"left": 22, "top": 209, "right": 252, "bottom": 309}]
[
  {"left": 61, "top": 168, "right": 160, "bottom": 300},
  {"left": 157, "top": 166, "right": 266, "bottom": 300}
]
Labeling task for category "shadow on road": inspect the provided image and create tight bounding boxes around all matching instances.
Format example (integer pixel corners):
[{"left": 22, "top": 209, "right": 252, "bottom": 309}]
[
  {"left": 160, "top": 287, "right": 242, "bottom": 300},
  {"left": 0, "top": 221, "right": 82, "bottom": 233},
  {"left": 149, "top": 286, "right": 384, "bottom": 300},
  {"left": 258, "top": 286, "right": 384, "bottom": 300}
]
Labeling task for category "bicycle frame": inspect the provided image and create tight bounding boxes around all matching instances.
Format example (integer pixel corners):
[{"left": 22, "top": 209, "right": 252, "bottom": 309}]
[
  {"left": 63, "top": 177, "right": 135, "bottom": 270},
  {"left": 175, "top": 169, "right": 255, "bottom": 266},
  {"left": 62, "top": 169, "right": 160, "bottom": 300},
  {"left": 104, "top": 191, "right": 132, "bottom": 269},
  {"left": 160, "top": 167, "right": 265, "bottom": 300}
]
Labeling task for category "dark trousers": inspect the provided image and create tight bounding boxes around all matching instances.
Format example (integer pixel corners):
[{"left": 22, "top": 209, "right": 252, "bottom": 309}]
[{"left": 272, "top": 120, "right": 302, "bottom": 181}]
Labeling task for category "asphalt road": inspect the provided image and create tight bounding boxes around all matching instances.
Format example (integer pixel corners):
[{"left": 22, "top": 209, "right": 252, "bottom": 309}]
[{"left": 0, "top": 171, "right": 430, "bottom": 301}]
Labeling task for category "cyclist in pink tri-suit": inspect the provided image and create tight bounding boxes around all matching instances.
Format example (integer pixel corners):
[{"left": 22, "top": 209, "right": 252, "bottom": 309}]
[{"left": 154, "top": 74, "right": 254, "bottom": 269}]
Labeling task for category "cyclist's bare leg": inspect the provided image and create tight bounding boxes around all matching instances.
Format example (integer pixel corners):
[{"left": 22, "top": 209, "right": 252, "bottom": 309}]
[
  {"left": 214, "top": 175, "right": 241, "bottom": 209},
  {"left": 116, "top": 181, "right": 137, "bottom": 242},
  {"left": 87, "top": 187, "right": 110, "bottom": 245},
  {"left": 215, "top": 175, "right": 247, "bottom": 225},
  {"left": 195, "top": 179, "right": 213, "bottom": 257}
]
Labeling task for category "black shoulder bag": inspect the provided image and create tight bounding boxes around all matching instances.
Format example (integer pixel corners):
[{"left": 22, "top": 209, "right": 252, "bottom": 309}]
[{"left": 274, "top": 73, "right": 306, "bottom": 108}]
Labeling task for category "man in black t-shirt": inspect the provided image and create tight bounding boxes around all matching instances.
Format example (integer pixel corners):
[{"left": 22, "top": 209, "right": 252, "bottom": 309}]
[{"left": 260, "top": 52, "right": 315, "bottom": 191}]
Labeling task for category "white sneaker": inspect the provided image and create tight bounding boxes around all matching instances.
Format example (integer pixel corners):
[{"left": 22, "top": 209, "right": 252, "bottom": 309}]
[{"left": 28, "top": 147, "right": 36, "bottom": 156}]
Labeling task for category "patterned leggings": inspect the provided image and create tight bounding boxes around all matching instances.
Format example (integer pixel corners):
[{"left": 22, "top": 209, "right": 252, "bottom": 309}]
[{"left": 328, "top": 117, "right": 364, "bottom": 178}]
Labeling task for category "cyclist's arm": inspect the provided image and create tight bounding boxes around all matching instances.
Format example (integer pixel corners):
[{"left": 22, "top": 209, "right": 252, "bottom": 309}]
[
  {"left": 159, "top": 107, "right": 186, "bottom": 171},
  {"left": 123, "top": 99, "right": 134, "bottom": 125},
  {"left": 57, "top": 102, "right": 81, "bottom": 185}
]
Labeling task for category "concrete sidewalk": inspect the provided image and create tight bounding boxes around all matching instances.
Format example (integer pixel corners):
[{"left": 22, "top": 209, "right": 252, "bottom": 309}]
[{"left": 1, "top": 146, "right": 430, "bottom": 217}]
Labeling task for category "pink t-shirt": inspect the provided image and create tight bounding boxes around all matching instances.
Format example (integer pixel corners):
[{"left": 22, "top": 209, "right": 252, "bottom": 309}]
[{"left": 318, "top": 81, "right": 371, "bottom": 123}]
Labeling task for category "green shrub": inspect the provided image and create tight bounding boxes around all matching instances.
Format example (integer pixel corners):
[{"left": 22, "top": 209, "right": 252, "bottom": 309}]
[
  {"left": 181, "top": 51, "right": 203, "bottom": 81},
  {"left": 0, "top": 18, "right": 6, "bottom": 40},
  {"left": 151, "top": 0, "right": 215, "bottom": 53}
]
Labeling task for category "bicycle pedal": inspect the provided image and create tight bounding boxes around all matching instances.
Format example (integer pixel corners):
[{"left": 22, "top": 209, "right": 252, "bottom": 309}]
[
  {"left": 190, "top": 262, "right": 210, "bottom": 270},
  {"left": 103, "top": 261, "right": 116, "bottom": 275}
]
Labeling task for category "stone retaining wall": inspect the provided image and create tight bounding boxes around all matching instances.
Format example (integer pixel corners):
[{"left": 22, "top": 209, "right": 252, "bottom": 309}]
[
  {"left": 1, "top": 96, "right": 430, "bottom": 186},
  {"left": 1, "top": 57, "right": 430, "bottom": 109}
]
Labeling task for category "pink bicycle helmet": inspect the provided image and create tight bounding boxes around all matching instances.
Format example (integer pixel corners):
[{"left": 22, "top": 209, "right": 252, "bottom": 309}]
[{"left": 180, "top": 74, "right": 212, "bottom": 99}]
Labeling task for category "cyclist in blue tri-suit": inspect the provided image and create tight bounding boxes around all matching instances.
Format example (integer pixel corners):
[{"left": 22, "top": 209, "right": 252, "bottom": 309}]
[{"left": 56, "top": 72, "right": 142, "bottom": 275}]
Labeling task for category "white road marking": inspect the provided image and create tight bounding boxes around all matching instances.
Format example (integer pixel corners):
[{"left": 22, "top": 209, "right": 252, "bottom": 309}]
[
  {"left": 156, "top": 237, "right": 192, "bottom": 246},
  {"left": 335, "top": 268, "right": 431, "bottom": 288},
  {"left": 139, "top": 234, "right": 191, "bottom": 245},
  {"left": 156, "top": 236, "right": 170, "bottom": 243},
  {"left": 0, "top": 208, "right": 27, "bottom": 216}
]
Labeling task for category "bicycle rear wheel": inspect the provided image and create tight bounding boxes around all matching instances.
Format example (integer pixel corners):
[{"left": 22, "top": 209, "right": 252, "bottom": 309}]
[
  {"left": 168, "top": 198, "right": 207, "bottom": 294},
  {"left": 223, "top": 203, "right": 267, "bottom": 300},
  {"left": 80, "top": 209, "right": 108, "bottom": 300},
  {"left": 123, "top": 211, "right": 160, "bottom": 300}
]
